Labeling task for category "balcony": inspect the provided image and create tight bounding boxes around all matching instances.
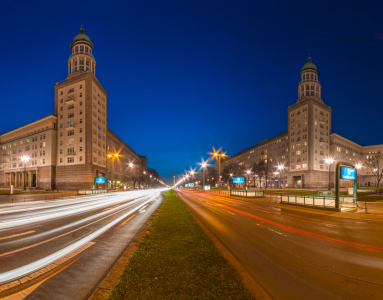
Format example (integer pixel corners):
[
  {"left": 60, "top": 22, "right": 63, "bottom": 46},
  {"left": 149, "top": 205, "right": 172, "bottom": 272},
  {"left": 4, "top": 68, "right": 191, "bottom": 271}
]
[
  {"left": 65, "top": 123, "right": 75, "bottom": 130},
  {"left": 68, "top": 52, "right": 95, "bottom": 59},
  {"left": 65, "top": 96, "right": 75, "bottom": 104},
  {"left": 66, "top": 151, "right": 76, "bottom": 156},
  {"left": 319, "top": 117, "right": 327, "bottom": 124}
]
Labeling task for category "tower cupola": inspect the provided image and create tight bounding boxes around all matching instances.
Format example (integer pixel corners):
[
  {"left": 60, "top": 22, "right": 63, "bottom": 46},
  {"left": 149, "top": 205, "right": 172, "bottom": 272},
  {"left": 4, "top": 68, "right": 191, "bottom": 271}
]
[
  {"left": 67, "top": 27, "right": 96, "bottom": 78},
  {"left": 297, "top": 56, "right": 322, "bottom": 102}
]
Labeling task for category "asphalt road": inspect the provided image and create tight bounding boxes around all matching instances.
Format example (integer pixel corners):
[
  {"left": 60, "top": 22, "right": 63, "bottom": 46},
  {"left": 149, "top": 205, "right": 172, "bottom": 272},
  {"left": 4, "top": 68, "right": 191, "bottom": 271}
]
[
  {"left": 178, "top": 190, "right": 383, "bottom": 300},
  {"left": 0, "top": 189, "right": 164, "bottom": 299}
]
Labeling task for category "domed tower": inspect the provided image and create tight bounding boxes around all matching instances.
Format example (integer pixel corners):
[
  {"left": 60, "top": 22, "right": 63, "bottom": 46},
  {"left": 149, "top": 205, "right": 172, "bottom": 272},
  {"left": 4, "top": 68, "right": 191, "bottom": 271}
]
[
  {"left": 67, "top": 27, "right": 96, "bottom": 77},
  {"left": 55, "top": 27, "right": 108, "bottom": 190},
  {"left": 287, "top": 56, "right": 332, "bottom": 188},
  {"left": 297, "top": 56, "right": 322, "bottom": 103}
]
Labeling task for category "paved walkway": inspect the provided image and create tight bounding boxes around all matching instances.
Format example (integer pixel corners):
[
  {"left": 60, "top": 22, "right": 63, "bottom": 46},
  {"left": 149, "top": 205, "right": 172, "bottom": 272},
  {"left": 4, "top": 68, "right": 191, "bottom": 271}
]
[{"left": 0, "top": 190, "right": 79, "bottom": 204}]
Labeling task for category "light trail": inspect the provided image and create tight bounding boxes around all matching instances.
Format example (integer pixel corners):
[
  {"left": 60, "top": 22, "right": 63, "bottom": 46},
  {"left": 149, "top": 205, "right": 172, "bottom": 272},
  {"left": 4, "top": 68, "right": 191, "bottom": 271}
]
[
  {"left": 0, "top": 191, "right": 154, "bottom": 230},
  {"left": 0, "top": 189, "right": 165, "bottom": 285}
]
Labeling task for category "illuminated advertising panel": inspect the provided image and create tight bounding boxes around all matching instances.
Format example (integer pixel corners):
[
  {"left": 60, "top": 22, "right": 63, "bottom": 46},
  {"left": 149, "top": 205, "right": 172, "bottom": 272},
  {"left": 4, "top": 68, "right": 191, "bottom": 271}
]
[
  {"left": 340, "top": 167, "right": 356, "bottom": 181},
  {"left": 95, "top": 177, "right": 107, "bottom": 184},
  {"left": 232, "top": 177, "right": 245, "bottom": 184}
]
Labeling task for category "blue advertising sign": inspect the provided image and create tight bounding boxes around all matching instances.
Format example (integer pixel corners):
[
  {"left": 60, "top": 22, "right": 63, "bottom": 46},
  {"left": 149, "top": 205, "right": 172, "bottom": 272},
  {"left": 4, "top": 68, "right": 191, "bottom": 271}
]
[
  {"left": 95, "top": 177, "right": 107, "bottom": 184},
  {"left": 233, "top": 177, "right": 245, "bottom": 184},
  {"left": 341, "top": 167, "right": 356, "bottom": 181}
]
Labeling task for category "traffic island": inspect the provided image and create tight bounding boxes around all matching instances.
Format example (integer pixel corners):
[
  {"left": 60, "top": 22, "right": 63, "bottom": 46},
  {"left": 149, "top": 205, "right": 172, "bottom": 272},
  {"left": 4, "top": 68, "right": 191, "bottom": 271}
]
[{"left": 107, "top": 190, "right": 253, "bottom": 300}]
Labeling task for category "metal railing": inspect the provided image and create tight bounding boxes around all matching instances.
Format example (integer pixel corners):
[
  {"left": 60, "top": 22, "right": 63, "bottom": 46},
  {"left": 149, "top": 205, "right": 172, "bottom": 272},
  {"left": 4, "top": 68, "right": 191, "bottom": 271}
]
[
  {"left": 231, "top": 190, "right": 264, "bottom": 197},
  {"left": 78, "top": 189, "right": 108, "bottom": 195}
]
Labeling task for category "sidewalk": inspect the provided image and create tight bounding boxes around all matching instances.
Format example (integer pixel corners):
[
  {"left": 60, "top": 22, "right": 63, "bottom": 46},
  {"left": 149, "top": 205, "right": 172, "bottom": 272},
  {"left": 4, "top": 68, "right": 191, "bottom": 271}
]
[
  {"left": 0, "top": 190, "right": 78, "bottom": 204},
  {"left": 207, "top": 192, "right": 383, "bottom": 222}
]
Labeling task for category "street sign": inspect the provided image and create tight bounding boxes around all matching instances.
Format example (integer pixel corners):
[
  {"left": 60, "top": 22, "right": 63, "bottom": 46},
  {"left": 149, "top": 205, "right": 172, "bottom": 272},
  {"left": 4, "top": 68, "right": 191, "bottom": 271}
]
[
  {"left": 341, "top": 167, "right": 356, "bottom": 180},
  {"left": 233, "top": 177, "right": 245, "bottom": 184}
]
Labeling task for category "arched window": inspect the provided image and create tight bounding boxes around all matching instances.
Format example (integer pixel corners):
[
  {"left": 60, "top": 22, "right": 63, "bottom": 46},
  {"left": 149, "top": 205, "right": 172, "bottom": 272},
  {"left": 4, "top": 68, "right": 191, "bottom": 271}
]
[{"left": 311, "top": 74, "right": 314, "bottom": 80}]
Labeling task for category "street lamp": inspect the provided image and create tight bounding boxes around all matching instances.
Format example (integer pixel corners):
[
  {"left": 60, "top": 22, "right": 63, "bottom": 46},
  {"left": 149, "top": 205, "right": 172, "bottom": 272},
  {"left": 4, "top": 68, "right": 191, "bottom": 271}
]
[
  {"left": 208, "top": 147, "right": 228, "bottom": 186},
  {"left": 325, "top": 157, "right": 334, "bottom": 191},
  {"left": 278, "top": 165, "right": 284, "bottom": 189},
  {"left": 107, "top": 153, "right": 119, "bottom": 189},
  {"left": 374, "top": 168, "right": 378, "bottom": 187},
  {"left": 246, "top": 170, "right": 251, "bottom": 188},
  {"left": 202, "top": 162, "right": 207, "bottom": 188},
  {"left": 128, "top": 162, "right": 134, "bottom": 189},
  {"left": 21, "top": 155, "right": 30, "bottom": 191},
  {"left": 356, "top": 164, "right": 362, "bottom": 189}
]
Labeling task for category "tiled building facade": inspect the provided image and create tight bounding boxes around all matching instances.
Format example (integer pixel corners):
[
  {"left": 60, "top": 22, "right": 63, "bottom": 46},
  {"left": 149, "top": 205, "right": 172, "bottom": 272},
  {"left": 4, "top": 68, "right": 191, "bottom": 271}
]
[
  {"left": 220, "top": 57, "right": 383, "bottom": 188},
  {"left": 0, "top": 28, "right": 146, "bottom": 190}
]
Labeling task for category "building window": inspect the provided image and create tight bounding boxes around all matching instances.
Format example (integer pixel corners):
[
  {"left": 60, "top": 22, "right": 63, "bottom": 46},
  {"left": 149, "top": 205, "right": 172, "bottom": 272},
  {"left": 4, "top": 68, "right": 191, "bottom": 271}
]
[
  {"left": 68, "top": 113, "right": 74, "bottom": 118},
  {"left": 79, "top": 146, "right": 83, "bottom": 152},
  {"left": 80, "top": 137, "right": 83, "bottom": 142},
  {"left": 80, "top": 119, "right": 83, "bottom": 124},
  {"left": 80, "top": 85, "right": 82, "bottom": 89},
  {"left": 67, "top": 157, "right": 74, "bottom": 163},
  {"left": 60, "top": 158, "right": 63, "bottom": 163},
  {"left": 60, "top": 115, "right": 63, "bottom": 120},
  {"left": 43, "top": 159, "right": 45, "bottom": 165},
  {"left": 80, "top": 101, "right": 83, "bottom": 106},
  {"left": 80, "top": 93, "right": 83, "bottom": 97},
  {"left": 60, "top": 123, "right": 63, "bottom": 128},
  {"left": 67, "top": 139, "right": 74, "bottom": 145},
  {"left": 80, "top": 110, "right": 83, "bottom": 115},
  {"left": 67, "top": 130, "right": 74, "bottom": 136},
  {"left": 60, "top": 107, "right": 63, "bottom": 111},
  {"left": 79, "top": 128, "right": 83, "bottom": 133},
  {"left": 79, "top": 156, "right": 83, "bottom": 161},
  {"left": 61, "top": 91, "right": 63, "bottom": 95},
  {"left": 60, "top": 132, "right": 63, "bottom": 137},
  {"left": 60, "top": 141, "right": 63, "bottom": 146},
  {"left": 60, "top": 149, "right": 63, "bottom": 154}
]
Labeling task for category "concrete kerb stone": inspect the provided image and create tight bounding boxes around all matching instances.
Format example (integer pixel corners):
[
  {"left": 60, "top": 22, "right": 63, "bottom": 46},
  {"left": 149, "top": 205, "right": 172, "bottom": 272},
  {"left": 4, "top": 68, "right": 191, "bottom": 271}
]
[
  {"left": 88, "top": 194, "right": 164, "bottom": 300},
  {"left": 178, "top": 192, "right": 272, "bottom": 300}
]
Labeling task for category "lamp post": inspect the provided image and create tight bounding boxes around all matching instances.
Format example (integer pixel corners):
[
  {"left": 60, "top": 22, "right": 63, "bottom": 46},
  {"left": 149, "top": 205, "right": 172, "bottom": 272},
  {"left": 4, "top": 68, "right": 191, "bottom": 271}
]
[
  {"left": 202, "top": 162, "right": 207, "bottom": 188},
  {"left": 356, "top": 164, "right": 362, "bottom": 189},
  {"left": 246, "top": 170, "right": 251, "bottom": 189},
  {"left": 374, "top": 168, "right": 378, "bottom": 187},
  {"left": 325, "top": 157, "right": 334, "bottom": 191},
  {"left": 21, "top": 155, "right": 30, "bottom": 191},
  {"left": 107, "top": 153, "right": 119, "bottom": 189},
  {"left": 278, "top": 165, "right": 284, "bottom": 189},
  {"left": 128, "top": 163, "right": 134, "bottom": 189}
]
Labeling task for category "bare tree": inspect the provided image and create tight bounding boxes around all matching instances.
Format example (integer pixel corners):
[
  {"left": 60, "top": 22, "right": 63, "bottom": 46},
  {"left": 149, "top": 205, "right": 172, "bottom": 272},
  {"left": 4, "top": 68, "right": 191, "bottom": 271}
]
[
  {"left": 367, "top": 152, "right": 383, "bottom": 188},
  {"left": 252, "top": 160, "right": 274, "bottom": 189}
]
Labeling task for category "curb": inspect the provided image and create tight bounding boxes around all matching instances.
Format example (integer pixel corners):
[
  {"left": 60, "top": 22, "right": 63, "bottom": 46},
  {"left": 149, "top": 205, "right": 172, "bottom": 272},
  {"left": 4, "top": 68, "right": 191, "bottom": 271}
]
[
  {"left": 87, "top": 194, "right": 164, "bottom": 300},
  {"left": 178, "top": 192, "right": 272, "bottom": 300}
]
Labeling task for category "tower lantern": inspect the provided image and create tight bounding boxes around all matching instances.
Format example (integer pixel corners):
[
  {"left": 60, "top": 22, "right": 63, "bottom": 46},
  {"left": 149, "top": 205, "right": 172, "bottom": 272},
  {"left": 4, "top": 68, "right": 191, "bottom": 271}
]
[
  {"left": 67, "top": 27, "right": 97, "bottom": 77},
  {"left": 297, "top": 56, "right": 322, "bottom": 102}
]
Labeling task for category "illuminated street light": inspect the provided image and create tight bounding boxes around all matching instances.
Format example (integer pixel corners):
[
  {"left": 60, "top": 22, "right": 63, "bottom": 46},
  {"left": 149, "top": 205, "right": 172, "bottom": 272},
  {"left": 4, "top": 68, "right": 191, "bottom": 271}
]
[
  {"left": 21, "top": 155, "right": 30, "bottom": 191},
  {"left": 325, "top": 157, "right": 335, "bottom": 190},
  {"left": 356, "top": 164, "right": 362, "bottom": 188},
  {"left": 107, "top": 153, "right": 120, "bottom": 189},
  {"left": 277, "top": 165, "right": 284, "bottom": 188}
]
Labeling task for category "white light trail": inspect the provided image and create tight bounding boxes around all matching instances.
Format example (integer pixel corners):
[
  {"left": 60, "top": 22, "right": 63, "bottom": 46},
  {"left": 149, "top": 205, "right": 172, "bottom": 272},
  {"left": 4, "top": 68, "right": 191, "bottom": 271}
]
[{"left": 0, "top": 190, "right": 160, "bottom": 284}]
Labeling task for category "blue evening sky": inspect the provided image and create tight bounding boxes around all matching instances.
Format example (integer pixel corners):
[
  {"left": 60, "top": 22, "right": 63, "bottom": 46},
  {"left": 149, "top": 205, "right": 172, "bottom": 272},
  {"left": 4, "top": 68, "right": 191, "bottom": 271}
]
[{"left": 1, "top": 0, "right": 383, "bottom": 183}]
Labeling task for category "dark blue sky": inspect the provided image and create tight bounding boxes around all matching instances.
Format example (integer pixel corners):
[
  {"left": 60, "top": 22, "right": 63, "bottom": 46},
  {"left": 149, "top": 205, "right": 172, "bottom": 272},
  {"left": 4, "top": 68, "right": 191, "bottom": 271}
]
[{"left": 1, "top": 0, "right": 383, "bottom": 183}]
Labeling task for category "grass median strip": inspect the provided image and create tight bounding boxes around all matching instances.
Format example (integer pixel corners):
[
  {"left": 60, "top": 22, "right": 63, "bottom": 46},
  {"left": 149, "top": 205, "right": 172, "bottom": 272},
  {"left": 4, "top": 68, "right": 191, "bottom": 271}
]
[{"left": 108, "top": 190, "right": 254, "bottom": 300}]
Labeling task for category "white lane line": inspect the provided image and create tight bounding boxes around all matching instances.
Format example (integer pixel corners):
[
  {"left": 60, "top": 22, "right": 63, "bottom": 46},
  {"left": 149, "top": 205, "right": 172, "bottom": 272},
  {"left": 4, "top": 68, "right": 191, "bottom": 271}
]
[
  {"left": 0, "top": 242, "right": 95, "bottom": 295},
  {"left": 0, "top": 231, "right": 35, "bottom": 241},
  {"left": 0, "top": 192, "right": 159, "bottom": 285}
]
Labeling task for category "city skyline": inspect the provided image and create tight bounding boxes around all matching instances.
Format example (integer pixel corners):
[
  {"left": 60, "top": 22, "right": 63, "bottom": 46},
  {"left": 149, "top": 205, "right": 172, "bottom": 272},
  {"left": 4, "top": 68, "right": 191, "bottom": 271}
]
[{"left": 2, "top": 1, "right": 383, "bottom": 182}]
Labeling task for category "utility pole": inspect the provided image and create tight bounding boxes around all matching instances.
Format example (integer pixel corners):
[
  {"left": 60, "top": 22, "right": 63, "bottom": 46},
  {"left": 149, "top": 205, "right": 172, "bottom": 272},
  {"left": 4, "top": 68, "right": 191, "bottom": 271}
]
[{"left": 173, "top": 169, "right": 175, "bottom": 186}]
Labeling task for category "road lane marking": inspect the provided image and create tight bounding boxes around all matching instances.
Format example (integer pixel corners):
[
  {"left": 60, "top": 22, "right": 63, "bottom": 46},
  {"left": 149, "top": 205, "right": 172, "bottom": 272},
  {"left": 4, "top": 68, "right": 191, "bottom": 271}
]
[
  {"left": 0, "top": 231, "right": 35, "bottom": 241},
  {"left": 117, "top": 214, "right": 136, "bottom": 229},
  {"left": 0, "top": 242, "right": 94, "bottom": 295},
  {"left": 0, "top": 257, "right": 81, "bottom": 299},
  {"left": 0, "top": 193, "right": 159, "bottom": 284},
  {"left": 0, "top": 206, "right": 130, "bottom": 257},
  {"left": 180, "top": 191, "right": 383, "bottom": 253}
]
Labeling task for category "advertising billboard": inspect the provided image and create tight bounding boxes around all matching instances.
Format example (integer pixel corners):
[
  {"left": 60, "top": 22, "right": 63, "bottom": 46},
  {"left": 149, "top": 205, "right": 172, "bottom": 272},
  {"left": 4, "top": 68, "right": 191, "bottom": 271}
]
[
  {"left": 232, "top": 177, "right": 245, "bottom": 184},
  {"left": 340, "top": 167, "right": 356, "bottom": 181},
  {"left": 204, "top": 185, "right": 210, "bottom": 190},
  {"left": 95, "top": 177, "right": 107, "bottom": 184}
]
